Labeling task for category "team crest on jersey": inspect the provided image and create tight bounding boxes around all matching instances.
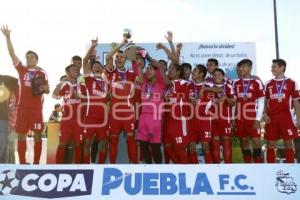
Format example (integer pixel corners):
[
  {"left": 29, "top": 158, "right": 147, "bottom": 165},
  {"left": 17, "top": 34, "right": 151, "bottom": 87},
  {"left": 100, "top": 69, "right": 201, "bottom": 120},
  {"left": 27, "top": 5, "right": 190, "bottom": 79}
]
[{"left": 275, "top": 170, "right": 297, "bottom": 194}]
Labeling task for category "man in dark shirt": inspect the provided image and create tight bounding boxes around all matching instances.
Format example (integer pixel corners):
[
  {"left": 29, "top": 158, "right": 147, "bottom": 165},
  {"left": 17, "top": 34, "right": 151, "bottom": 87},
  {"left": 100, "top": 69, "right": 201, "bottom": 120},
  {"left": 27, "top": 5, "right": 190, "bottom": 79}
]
[{"left": 0, "top": 74, "right": 18, "bottom": 163}]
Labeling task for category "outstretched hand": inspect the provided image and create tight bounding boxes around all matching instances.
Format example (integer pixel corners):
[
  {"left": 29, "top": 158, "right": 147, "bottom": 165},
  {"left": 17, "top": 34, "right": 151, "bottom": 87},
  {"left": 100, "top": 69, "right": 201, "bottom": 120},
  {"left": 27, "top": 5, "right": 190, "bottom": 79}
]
[
  {"left": 91, "top": 37, "right": 98, "bottom": 47},
  {"left": 164, "top": 31, "right": 173, "bottom": 42},
  {"left": 1, "top": 25, "right": 11, "bottom": 38}
]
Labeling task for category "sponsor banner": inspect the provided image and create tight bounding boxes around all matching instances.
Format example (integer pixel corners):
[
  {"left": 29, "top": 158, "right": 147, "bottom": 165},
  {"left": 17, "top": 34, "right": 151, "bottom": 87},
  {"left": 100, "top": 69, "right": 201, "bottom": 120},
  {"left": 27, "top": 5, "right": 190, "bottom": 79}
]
[
  {"left": 94, "top": 42, "right": 256, "bottom": 79},
  {"left": 0, "top": 164, "right": 299, "bottom": 200}
]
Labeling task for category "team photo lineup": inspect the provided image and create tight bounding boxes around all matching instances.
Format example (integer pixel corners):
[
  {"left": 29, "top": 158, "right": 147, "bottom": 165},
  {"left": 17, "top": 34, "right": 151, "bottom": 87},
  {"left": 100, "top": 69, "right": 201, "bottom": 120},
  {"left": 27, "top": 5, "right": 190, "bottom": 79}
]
[{"left": 1, "top": 25, "right": 300, "bottom": 165}]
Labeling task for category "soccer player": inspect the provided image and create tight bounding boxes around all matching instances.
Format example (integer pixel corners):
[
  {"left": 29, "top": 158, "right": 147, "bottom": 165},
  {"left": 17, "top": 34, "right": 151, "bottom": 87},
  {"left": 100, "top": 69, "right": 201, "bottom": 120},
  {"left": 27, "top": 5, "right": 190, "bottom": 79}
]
[
  {"left": 205, "top": 58, "right": 219, "bottom": 83},
  {"left": 162, "top": 63, "right": 191, "bottom": 164},
  {"left": 105, "top": 38, "right": 138, "bottom": 164},
  {"left": 232, "top": 59, "right": 265, "bottom": 163},
  {"left": 264, "top": 59, "right": 300, "bottom": 163},
  {"left": 79, "top": 38, "right": 109, "bottom": 164},
  {"left": 136, "top": 61, "right": 166, "bottom": 163},
  {"left": 211, "top": 68, "right": 235, "bottom": 163},
  {"left": 181, "top": 63, "right": 192, "bottom": 81},
  {"left": 53, "top": 64, "right": 82, "bottom": 164},
  {"left": 188, "top": 64, "right": 214, "bottom": 164},
  {"left": 1, "top": 25, "right": 50, "bottom": 164}
]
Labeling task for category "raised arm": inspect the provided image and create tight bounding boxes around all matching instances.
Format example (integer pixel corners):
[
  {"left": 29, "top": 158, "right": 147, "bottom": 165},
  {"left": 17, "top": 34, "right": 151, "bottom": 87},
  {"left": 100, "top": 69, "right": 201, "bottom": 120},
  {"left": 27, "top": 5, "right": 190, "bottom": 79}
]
[
  {"left": 1, "top": 25, "right": 19, "bottom": 65},
  {"left": 105, "top": 38, "right": 128, "bottom": 70},
  {"left": 83, "top": 37, "right": 98, "bottom": 75},
  {"left": 165, "top": 31, "right": 175, "bottom": 55}
]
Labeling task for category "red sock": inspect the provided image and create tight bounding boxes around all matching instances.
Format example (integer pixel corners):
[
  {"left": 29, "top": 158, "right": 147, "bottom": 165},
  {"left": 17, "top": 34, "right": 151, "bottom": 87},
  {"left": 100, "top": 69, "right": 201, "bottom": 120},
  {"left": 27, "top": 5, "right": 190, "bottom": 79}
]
[
  {"left": 285, "top": 149, "right": 295, "bottom": 163},
  {"left": 56, "top": 146, "right": 65, "bottom": 164},
  {"left": 163, "top": 147, "right": 170, "bottom": 163},
  {"left": 267, "top": 148, "right": 276, "bottom": 163},
  {"left": 204, "top": 153, "right": 213, "bottom": 164},
  {"left": 109, "top": 136, "right": 119, "bottom": 164},
  {"left": 222, "top": 139, "right": 232, "bottom": 163},
  {"left": 165, "top": 145, "right": 178, "bottom": 163},
  {"left": 34, "top": 140, "right": 42, "bottom": 164},
  {"left": 18, "top": 140, "right": 26, "bottom": 164},
  {"left": 212, "top": 140, "right": 221, "bottom": 163},
  {"left": 98, "top": 151, "right": 107, "bottom": 164},
  {"left": 189, "top": 152, "right": 198, "bottom": 164},
  {"left": 175, "top": 146, "right": 188, "bottom": 164},
  {"left": 83, "top": 154, "right": 90, "bottom": 164},
  {"left": 127, "top": 136, "right": 138, "bottom": 163},
  {"left": 74, "top": 145, "right": 82, "bottom": 164}
]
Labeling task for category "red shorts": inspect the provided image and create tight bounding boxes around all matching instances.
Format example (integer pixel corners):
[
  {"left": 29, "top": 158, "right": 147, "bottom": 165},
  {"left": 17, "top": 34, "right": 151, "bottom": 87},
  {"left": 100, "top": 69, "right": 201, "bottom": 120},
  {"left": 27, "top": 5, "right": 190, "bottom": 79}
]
[
  {"left": 190, "top": 116, "right": 212, "bottom": 143},
  {"left": 60, "top": 120, "right": 83, "bottom": 144},
  {"left": 165, "top": 117, "right": 190, "bottom": 147},
  {"left": 235, "top": 119, "right": 260, "bottom": 138},
  {"left": 211, "top": 120, "right": 233, "bottom": 137},
  {"left": 109, "top": 111, "right": 135, "bottom": 135},
  {"left": 15, "top": 107, "right": 44, "bottom": 134},
  {"left": 265, "top": 112, "right": 299, "bottom": 140},
  {"left": 83, "top": 116, "right": 108, "bottom": 140}
]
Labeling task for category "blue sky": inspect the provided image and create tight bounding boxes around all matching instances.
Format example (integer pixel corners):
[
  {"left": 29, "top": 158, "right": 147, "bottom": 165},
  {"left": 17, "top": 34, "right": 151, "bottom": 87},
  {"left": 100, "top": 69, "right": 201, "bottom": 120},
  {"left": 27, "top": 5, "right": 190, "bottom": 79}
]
[{"left": 0, "top": 0, "right": 299, "bottom": 117}]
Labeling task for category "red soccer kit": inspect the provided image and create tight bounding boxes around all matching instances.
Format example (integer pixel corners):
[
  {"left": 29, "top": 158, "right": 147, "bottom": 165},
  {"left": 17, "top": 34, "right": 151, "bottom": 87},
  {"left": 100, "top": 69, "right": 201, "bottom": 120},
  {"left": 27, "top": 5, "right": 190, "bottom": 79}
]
[
  {"left": 56, "top": 81, "right": 83, "bottom": 144},
  {"left": 189, "top": 82, "right": 215, "bottom": 143},
  {"left": 14, "top": 62, "right": 48, "bottom": 134},
  {"left": 80, "top": 74, "right": 108, "bottom": 140},
  {"left": 211, "top": 83, "right": 234, "bottom": 137},
  {"left": 165, "top": 79, "right": 191, "bottom": 147},
  {"left": 108, "top": 69, "right": 136, "bottom": 135},
  {"left": 265, "top": 78, "right": 300, "bottom": 140},
  {"left": 232, "top": 78, "right": 265, "bottom": 138}
]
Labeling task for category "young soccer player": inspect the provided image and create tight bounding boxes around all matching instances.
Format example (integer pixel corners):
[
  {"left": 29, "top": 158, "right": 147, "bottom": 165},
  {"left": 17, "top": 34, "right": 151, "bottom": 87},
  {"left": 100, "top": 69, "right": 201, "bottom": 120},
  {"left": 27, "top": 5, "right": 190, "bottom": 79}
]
[
  {"left": 264, "top": 59, "right": 300, "bottom": 163},
  {"left": 105, "top": 38, "right": 138, "bottom": 164},
  {"left": 188, "top": 64, "right": 214, "bottom": 164},
  {"left": 136, "top": 62, "right": 166, "bottom": 163},
  {"left": 232, "top": 59, "right": 265, "bottom": 163},
  {"left": 211, "top": 68, "right": 235, "bottom": 163},
  {"left": 1, "top": 25, "right": 50, "bottom": 164},
  {"left": 162, "top": 63, "right": 191, "bottom": 164},
  {"left": 53, "top": 64, "right": 82, "bottom": 164},
  {"left": 79, "top": 38, "right": 109, "bottom": 164}
]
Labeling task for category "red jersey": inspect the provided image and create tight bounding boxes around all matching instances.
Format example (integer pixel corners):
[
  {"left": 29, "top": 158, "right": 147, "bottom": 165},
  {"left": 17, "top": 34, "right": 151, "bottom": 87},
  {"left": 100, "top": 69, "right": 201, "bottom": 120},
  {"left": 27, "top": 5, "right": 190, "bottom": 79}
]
[
  {"left": 189, "top": 82, "right": 215, "bottom": 116},
  {"left": 109, "top": 69, "right": 136, "bottom": 109},
  {"left": 79, "top": 73, "right": 108, "bottom": 118},
  {"left": 212, "top": 83, "right": 234, "bottom": 122},
  {"left": 232, "top": 78, "right": 265, "bottom": 120},
  {"left": 265, "top": 78, "right": 300, "bottom": 115},
  {"left": 168, "top": 79, "right": 191, "bottom": 118},
  {"left": 15, "top": 62, "right": 48, "bottom": 109},
  {"left": 57, "top": 81, "right": 81, "bottom": 120}
]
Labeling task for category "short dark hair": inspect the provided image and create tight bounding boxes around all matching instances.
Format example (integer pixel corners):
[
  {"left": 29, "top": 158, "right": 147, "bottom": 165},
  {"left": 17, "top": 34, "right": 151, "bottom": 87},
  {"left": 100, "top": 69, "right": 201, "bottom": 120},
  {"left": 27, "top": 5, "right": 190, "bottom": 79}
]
[
  {"left": 207, "top": 58, "right": 218, "bottom": 66},
  {"left": 236, "top": 61, "right": 242, "bottom": 68},
  {"left": 72, "top": 55, "right": 82, "bottom": 61},
  {"left": 181, "top": 63, "right": 192, "bottom": 71},
  {"left": 174, "top": 63, "right": 185, "bottom": 79},
  {"left": 239, "top": 59, "right": 252, "bottom": 67},
  {"left": 54, "top": 104, "right": 61, "bottom": 109},
  {"left": 117, "top": 50, "right": 124, "bottom": 54},
  {"left": 65, "top": 64, "right": 77, "bottom": 71},
  {"left": 195, "top": 64, "right": 207, "bottom": 79},
  {"left": 92, "top": 61, "right": 103, "bottom": 67},
  {"left": 213, "top": 68, "right": 225, "bottom": 76},
  {"left": 158, "top": 59, "right": 167, "bottom": 66},
  {"left": 26, "top": 50, "right": 39, "bottom": 60},
  {"left": 272, "top": 59, "right": 286, "bottom": 72}
]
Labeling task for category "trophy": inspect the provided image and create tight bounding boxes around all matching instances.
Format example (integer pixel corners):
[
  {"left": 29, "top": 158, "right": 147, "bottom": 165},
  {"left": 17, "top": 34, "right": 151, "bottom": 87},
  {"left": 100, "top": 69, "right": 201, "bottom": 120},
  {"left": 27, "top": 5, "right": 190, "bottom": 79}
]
[{"left": 122, "top": 29, "right": 153, "bottom": 63}]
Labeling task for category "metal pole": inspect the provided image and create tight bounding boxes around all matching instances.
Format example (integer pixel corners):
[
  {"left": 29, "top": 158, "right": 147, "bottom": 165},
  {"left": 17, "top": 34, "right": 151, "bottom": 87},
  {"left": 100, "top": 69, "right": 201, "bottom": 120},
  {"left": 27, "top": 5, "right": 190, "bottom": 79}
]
[{"left": 273, "top": 0, "right": 280, "bottom": 59}]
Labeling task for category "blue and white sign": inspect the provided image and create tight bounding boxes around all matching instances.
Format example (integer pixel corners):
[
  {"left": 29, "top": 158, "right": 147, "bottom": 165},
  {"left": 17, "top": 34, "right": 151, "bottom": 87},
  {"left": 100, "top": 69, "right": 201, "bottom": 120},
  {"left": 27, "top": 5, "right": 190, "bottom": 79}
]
[
  {"left": 0, "top": 164, "right": 298, "bottom": 200},
  {"left": 94, "top": 42, "right": 256, "bottom": 79}
]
